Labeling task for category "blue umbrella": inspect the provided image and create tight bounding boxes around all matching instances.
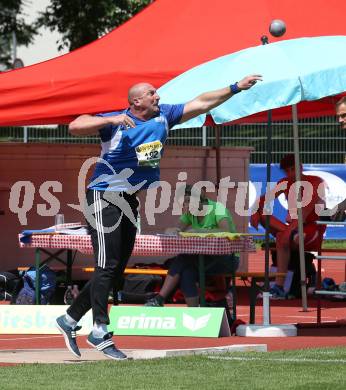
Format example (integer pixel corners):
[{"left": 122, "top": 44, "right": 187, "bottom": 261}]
[
  {"left": 159, "top": 36, "right": 346, "bottom": 127},
  {"left": 158, "top": 36, "right": 346, "bottom": 314}
]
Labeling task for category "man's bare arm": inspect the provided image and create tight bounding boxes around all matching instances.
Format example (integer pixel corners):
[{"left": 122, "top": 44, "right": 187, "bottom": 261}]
[
  {"left": 179, "top": 74, "right": 262, "bottom": 124},
  {"left": 69, "top": 114, "right": 135, "bottom": 136},
  {"left": 250, "top": 181, "right": 287, "bottom": 229}
]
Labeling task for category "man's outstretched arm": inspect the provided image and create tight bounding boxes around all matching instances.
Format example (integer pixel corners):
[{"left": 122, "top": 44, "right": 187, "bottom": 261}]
[
  {"left": 250, "top": 180, "right": 287, "bottom": 230},
  {"left": 179, "top": 75, "right": 262, "bottom": 124}
]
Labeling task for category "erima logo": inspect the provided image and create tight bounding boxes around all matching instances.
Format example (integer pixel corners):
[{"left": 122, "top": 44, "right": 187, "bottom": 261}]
[
  {"left": 182, "top": 313, "right": 211, "bottom": 331},
  {"left": 118, "top": 314, "right": 176, "bottom": 330},
  {"left": 117, "top": 313, "right": 211, "bottom": 332}
]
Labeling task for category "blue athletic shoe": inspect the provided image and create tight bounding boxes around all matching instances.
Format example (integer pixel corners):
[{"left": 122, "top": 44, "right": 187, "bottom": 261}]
[
  {"left": 56, "top": 315, "right": 81, "bottom": 358},
  {"left": 269, "top": 284, "right": 286, "bottom": 300},
  {"left": 87, "top": 331, "right": 127, "bottom": 360}
]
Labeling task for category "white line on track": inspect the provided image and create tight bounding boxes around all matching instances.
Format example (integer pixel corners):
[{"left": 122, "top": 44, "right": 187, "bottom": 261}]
[
  {"left": 285, "top": 316, "right": 336, "bottom": 319},
  {"left": 0, "top": 335, "right": 62, "bottom": 341},
  {"left": 207, "top": 356, "right": 346, "bottom": 363}
]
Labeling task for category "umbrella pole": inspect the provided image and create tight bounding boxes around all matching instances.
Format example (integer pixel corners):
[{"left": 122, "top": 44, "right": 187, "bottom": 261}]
[
  {"left": 263, "top": 109, "right": 273, "bottom": 325},
  {"left": 292, "top": 104, "right": 308, "bottom": 312},
  {"left": 215, "top": 126, "right": 221, "bottom": 186}
]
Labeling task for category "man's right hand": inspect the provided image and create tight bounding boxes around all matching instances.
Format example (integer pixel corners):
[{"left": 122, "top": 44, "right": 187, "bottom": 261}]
[
  {"left": 69, "top": 113, "right": 136, "bottom": 136},
  {"left": 106, "top": 114, "right": 136, "bottom": 128}
]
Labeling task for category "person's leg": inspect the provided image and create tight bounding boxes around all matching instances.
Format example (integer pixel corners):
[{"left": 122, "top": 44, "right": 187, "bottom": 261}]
[
  {"left": 118, "top": 193, "right": 139, "bottom": 275},
  {"left": 203, "top": 255, "right": 240, "bottom": 310},
  {"left": 161, "top": 255, "right": 199, "bottom": 299},
  {"left": 274, "top": 224, "right": 325, "bottom": 298},
  {"left": 146, "top": 255, "right": 195, "bottom": 305},
  {"left": 85, "top": 191, "right": 138, "bottom": 360},
  {"left": 66, "top": 189, "right": 122, "bottom": 327},
  {"left": 292, "top": 223, "right": 324, "bottom": 252},
  {"left": 185, "top": 296, "right": 200, "bottom": 307},
  {"left": 276, "top": 224, "right": 323, "bottom": 284},
  {"left": 66, "top": 279, "right": 92, "bottom": 323},
  {"left": 90, "top": 191, "right": 138, "bottom": 331},
  {"left": 179, "top": 255, "right": 241, "bottom": 307},
  {"left": 158, "top": 274, "right": 180, "bottom": 300},
  {"left": 275, "top": 229, "right": 292, "bottom": 286},
  {"left": 179, "top": 259, "right": 200, "bottom": 307},
  {"left": 68, "top": 190, "right": 137, "bottom": 331},
  {"left": 65, "top": 189, "right": 97, "bottom": 323},
  {"left": 57, "top": 189, "right": 104, "bottom": 357},
  {"left": 205, "top": 254, "right": 240, "bottom": 275}
]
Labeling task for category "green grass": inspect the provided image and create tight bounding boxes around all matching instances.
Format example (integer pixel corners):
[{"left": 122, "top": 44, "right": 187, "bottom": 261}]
[
  {"left": 322, "top": 240, "right": 346, "bottom": 249},
  {"left": 1, "top": 347, "right": 346, "bottom": 390}
]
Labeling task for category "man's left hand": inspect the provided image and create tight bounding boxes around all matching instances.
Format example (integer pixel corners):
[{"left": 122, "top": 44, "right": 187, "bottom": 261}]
[{"left": 237, "top": 75, "right": 263, "bottom": 90}]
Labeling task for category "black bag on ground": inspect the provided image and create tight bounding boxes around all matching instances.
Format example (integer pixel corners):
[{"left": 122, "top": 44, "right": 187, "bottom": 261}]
[
  {"left": 271, "top": 249, "right": 316, "bottom": 298},
  {"left": 288, "top": 251, "right": 316, "bottom": 298},
  {"left": 119, "top": 274, "right": 163, "bottom": 304},
  {"left": 0, "top": 271, "right": 23, "bottom": 302}
]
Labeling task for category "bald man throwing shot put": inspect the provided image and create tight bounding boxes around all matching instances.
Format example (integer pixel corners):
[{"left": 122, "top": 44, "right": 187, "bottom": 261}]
[{"left": 56, "top": 74, "right": 262, "bottom": 360}]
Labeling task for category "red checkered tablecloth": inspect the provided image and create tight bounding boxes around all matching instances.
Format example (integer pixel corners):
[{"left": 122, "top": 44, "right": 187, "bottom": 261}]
[{"left": 18, "top": 234, "right": 256, "bottom": 256}]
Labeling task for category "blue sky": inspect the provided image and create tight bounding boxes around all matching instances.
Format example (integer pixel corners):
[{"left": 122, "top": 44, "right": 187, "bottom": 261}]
[{"left": 17, "top": 0, "right": 68, "bottom": 66}]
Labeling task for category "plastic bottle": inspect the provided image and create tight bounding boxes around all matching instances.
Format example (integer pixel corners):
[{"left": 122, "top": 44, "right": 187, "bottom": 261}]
[
  {"left": 136, "top": 199, "right": 141, "bottom": 235},
  {"left": 64, "top": 285, "right": 74, "bottom": 305},
  {"left": 137, "top": 214, "right": 141, "bottom": 235}
]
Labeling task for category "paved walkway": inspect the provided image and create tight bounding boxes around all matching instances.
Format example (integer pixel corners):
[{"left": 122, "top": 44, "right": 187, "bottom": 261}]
[{"left": 0, "top": 344, "right": 267, "bottom": 364}]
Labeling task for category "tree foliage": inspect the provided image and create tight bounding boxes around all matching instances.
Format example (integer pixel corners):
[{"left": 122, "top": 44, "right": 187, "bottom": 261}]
[
  {"left": 36, "top": 0, "right": 153, "bottom": 52},
  {"left": 0, "top": 0, "right": 37, "bottom": 68}
]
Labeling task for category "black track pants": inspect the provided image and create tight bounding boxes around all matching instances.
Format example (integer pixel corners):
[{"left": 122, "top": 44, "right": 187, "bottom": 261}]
[{"left": 67, "top": 189, "right": 138, "bottom": 325}]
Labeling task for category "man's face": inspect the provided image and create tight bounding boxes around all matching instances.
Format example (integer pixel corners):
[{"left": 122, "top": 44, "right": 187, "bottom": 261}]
[
  {"left": 182, "top": 195, "right": 191, "bottom": 214},
  {"left": 181, "top": 194, "right": 202, "bottom": 214},
  {"left": 284, "top": 165, "right": 302, "bottom": 180},
  {"left": 134, "top": 85, "right": 160, "bottom": 115},
  {"left": 336, "top": 103, "right": 346, "bottom": 130}
]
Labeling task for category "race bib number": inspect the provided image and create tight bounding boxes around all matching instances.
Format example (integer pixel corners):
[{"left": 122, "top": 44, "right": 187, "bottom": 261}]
[{"left": 136, "top": 140, "right": 163, "bottom": 168}]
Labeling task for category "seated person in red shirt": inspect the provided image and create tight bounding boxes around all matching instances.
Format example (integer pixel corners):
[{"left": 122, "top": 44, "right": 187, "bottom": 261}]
[
  {"left": 250, "top": 154, "right": 326, "bottom": 299},
  {"left": 146, "top": 185, "right": 239, "bottom": 307}
]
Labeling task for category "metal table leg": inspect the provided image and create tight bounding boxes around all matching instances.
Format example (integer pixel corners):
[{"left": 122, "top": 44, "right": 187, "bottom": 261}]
[
  {"left": 249, "top": 277, "right": 257, "bottom": 324},
  {"left": 198, "top": 255, "right": 206, "bottom": 307},
  {"left": 35, "top": 248, "right": 41, "bottom": 304},
  {"left": 317, "top": 258, "right": 322, "bottom": 324},
  {"left": 66, "top": 249, "right": 73, "bottom": 285},
  {"left": 231, "top": 270, "right": 237, "bottom": 320}
]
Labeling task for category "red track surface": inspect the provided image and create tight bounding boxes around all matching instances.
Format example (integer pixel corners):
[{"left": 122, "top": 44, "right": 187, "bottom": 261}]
[{"left": 1, "top": 251, "right": 345, "bottom": 355}]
